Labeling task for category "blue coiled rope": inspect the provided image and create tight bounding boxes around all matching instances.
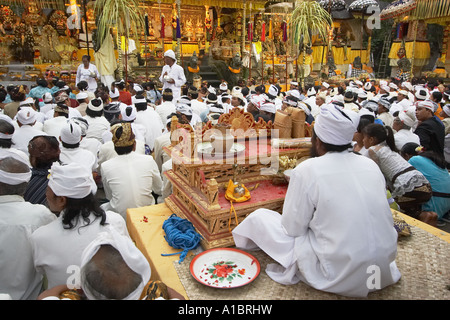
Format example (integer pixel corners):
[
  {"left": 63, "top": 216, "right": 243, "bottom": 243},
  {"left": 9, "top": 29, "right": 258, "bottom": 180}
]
[{"left": 161, "top": 214, "right": 202, "bottom": 263}]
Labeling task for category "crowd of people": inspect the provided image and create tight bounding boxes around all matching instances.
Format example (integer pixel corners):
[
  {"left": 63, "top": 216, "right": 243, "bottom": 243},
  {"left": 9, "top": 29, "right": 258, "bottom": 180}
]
[{"left": 0, "top": 48, "right": 449, "bottom": 300}]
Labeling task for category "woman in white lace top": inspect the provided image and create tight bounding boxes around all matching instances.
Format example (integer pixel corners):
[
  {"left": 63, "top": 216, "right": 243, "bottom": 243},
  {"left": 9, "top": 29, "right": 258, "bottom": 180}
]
[{"left": 362, "top": 123, "right": 436, "bottom": 225}]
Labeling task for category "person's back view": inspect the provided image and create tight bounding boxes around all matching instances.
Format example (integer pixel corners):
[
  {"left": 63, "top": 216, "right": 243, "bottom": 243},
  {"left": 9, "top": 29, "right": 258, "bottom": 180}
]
[
  {"left": 0, "top": 154, "right": 56, "bottom": 299},
  {"left": 101, "top": 122, "right": 162, "bottom": 219}
]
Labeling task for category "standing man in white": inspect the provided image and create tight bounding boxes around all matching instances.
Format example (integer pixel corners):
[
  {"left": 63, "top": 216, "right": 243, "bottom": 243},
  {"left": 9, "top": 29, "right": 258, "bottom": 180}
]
[{"left": 159, "top": 50, "right": 186, "bottom": 103}]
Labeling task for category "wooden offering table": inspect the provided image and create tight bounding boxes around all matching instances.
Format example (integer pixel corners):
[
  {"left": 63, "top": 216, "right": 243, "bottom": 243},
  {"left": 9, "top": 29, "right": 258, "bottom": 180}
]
[{"left": 163, "top": 112, "right": 311, "bottom": 249}]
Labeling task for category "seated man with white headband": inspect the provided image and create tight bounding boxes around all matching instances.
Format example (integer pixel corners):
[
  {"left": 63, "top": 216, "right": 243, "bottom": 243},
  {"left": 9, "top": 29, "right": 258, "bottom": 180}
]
[
  {"left": 12, "top": 107, "right": 45, "bottom": 157},
  {"left": 232, "top": 104, "right": 401, "bottom": 298},
  {"left": 159, "top": 50, "right": 186, "bottom": 103},
  {"left": 30, "top": 162, "right": 129, "bottom": 291},
  {"left": 133, "top": 94, "right": 164, "bottom": 152},
  {"left": 0, "top": 154, "right": 56, "bottom": 299}
]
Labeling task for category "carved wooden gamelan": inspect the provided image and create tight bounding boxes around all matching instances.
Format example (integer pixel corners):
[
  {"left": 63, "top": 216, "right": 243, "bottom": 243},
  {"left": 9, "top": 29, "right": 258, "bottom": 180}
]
[{"left": 164, "top": 107, "right": 311, "bottom": 249}]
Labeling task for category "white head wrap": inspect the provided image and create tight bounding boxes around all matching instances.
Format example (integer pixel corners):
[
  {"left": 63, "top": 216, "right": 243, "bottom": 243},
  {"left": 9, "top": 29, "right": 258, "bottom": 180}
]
[
  {"left": 16, "top": 107, "right": 37, "bottom": 125},
  {"left": 0, "top": 153, "right": 31, "bottom": 185},
  {"left": 219, "top": 82, "right": 228, "bottom": 91},
  {"left": 260, "top": 102, "right": 276, "bottom": 114},
  {"left": 415, "top": 89, "right": 429, "bottom": 101},
  {"left": 19, "top": 97, "right": 34, "bottom": 107},
  {"left": 398, "top": 110, "right": 416, "bottom": 127},
  {"left": 321, "top": 82, "right": 330, "bottom": 89},
  {"left": 250, "top": 95, "right": 264, "bottom": 109},
  {"left": 60, "top": 121, "right": 81, "bottom": 144},
  {"left": 176, "top": 103, "right": 193, "bottom": 116},
  {"left": 307, "top": 87, "right": 316, "bottom": 96},
  {"left": 0, "top": 114, "right": 15, "bottom": 139},
  {"left": 48, "top": 162, "right": 96, "bottom": 198},
  {"left": 289, "top": 89, "right": 301, "bottom": 100},
  {"left": 314, "top": 104, "right": 357, "bottom": 145},
  {"left": 109, "top": 88, "right": 120, "bottom": 99},
  {"left": 268, "top": 84, "right": 278, "bottom": 97},
  {"left": 76, "top": 92, "right": 88, "bottom": 100},
  {"left": 43, "top": 92, "right": 53, "bottom": 103},
  {"left": 120, "top": 104, "right": 137, "bottom": 121},
  {"left": 87, "top": 98, "right": 104, "bottom": 112},
  {"left": 401, "top": 82, "right": 413, "bottom": 91},
  {"left": 164, "top": 49, "right": 177, "bottom": 62},
  {"left": 364, "top": 82, "right": 372, "bottom": 91},
  {"left": 133, "top": 84, "right": 143, "bottom": 93},
  {"left": 417, "top": 100, "right": 435, "bottom": 111},
  {"left": 378, "top": 97, "right": 391, "bottom": 110},
  {"left": 381, "top": 85, "right": 390, "bottom": 92},
  {"left": 389, "top": 83, "right": 398, "bottom": 90},
  {"left": 80, "top": 227, "right": 151, "bottom": 300},
  {"left": 298, "top": 102, "right": 311, "bottom": 116},
  {"left": 443, "top": 104, "right": 450, "bottom": 117}
]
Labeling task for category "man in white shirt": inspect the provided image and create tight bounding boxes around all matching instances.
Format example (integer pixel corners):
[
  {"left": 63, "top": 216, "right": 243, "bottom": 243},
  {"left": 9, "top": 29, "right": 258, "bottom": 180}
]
[
  {"left": 155, "top": 88, "right": 177, "bottom": 125},
  {"left": 59, "top": 121, "right": 98, "bottom": 174},
  {"left": 232, "top": 104, "right": 401, "bottom": 298},
  {"left": 40, "top": 92, "right": 56, "bottom": 117},
  {"left": 101, "top": 122, "right": 163, "bottom": 220},
  {"left": 153, "top": 114, "right": 176, "bottom": 172},
  {"left": 0, "top": 154, "right": 56, "bottom": 300},
  {"left": 82, "top": 98, "right": 110, "bottom": 145},
  {"left": 43, "top": 104, "right": 70, "bottom": 138},
  {"left": 188, "top": 86, "right": 208, "bottom": 117},
  {"left": 159, "top": 50, "right": 186, "bottom": 103},
  {"left": 133, "top": 94, "right": 164, "bottom": 152},
  {"left": 12, "top": 107, "right": 45, "bottom": 156}
]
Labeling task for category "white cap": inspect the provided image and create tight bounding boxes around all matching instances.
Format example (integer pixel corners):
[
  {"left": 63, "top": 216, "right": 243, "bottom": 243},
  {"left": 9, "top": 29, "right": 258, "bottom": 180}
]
[
  {"left": 321, "top": 82, "right": 330, "bottom": 89},
  {"left": 60, "top": 121, "right": 82, "bottom": 144},
  {"left": 364, "top": 82, "right": 372, "bottom": 91},
  {"left": 76, "top": 92, "right": 88, "bottom": 100},
  {"left": 16, "top": 107, "right": 37, "bottom": 125},
  {"left": 314, "top": 104, "right": 357, "bottom": 145},
  {"left": 48, "top": 162, "right": 96, "bottom": 199}
]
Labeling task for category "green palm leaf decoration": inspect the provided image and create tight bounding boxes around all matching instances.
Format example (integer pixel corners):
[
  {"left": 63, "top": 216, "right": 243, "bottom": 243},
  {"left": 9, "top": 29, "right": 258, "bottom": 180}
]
[
  {"left": 290, "top": 0, "right": 333, "bottom": 48},
  {"left": 290, "top": 0, "right": 332, "bottom": 83},
  {"left": 93, "top": 0, "right": 145, "bottom": 44}
]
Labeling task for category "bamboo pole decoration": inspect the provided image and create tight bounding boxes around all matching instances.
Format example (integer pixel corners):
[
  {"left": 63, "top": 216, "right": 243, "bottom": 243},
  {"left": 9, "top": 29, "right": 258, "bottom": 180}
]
[
  {"left": 177, "top": 0, "right": 182, "bottom": 65},
  {"left": 83, "top": 0, "right": 89, "bottom": 56},
  {"left": 249, "top": 2, "right": 252, "bottom": 82},
  {"left": 410, "top": 20, "right": 418, "bottom": 78},
  {"left": 242, "top": 0, "right": 246, "bottom": 57}
]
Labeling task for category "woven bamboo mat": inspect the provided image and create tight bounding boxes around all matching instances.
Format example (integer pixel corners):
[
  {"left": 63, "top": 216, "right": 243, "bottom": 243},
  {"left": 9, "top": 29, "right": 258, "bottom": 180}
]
[{"left": 173, "top": 224, "right": 450, "bottom": 300}]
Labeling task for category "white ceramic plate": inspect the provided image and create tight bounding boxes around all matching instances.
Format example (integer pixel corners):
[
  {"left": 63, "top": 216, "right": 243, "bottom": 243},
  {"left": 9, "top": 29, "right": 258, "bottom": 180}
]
[{"left": 190, "top": 248, "right": 260, "bottom": 289}]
